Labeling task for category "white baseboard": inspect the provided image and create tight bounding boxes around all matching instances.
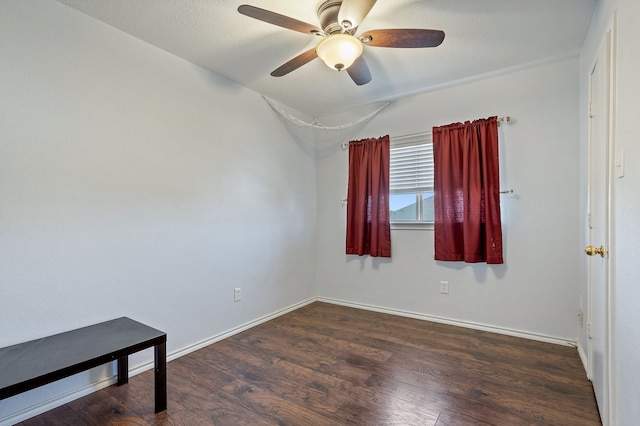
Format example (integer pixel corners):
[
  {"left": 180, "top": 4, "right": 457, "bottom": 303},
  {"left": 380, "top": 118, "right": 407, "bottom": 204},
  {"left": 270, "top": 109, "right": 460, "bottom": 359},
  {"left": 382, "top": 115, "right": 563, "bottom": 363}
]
[
  {"left": 0, "top": 298, "right": 316, "bottom": 426},
  {"left": 317, "top": 297, "right": 578, "bottom": 347},
  {"left": 164, "top": 298, "right": 316, "bottom": 363},
  {"left": 577, "top": 341, "right": 590, "bottom": 379}
]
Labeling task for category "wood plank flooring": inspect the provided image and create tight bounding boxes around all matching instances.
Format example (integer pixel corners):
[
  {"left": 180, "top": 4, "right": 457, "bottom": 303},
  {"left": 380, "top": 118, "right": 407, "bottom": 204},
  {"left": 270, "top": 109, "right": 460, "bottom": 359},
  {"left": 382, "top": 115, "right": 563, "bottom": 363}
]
[{"left": 18, "top": 302, "right": 601, "bottom": 425}]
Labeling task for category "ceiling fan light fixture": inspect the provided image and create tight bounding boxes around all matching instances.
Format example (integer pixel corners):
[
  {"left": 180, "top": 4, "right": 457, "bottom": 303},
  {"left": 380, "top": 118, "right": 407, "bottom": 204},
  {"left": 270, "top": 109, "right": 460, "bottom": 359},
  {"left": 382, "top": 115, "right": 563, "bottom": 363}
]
[{"left": 316, "top": 33, "right": 363, "bottom": 71}]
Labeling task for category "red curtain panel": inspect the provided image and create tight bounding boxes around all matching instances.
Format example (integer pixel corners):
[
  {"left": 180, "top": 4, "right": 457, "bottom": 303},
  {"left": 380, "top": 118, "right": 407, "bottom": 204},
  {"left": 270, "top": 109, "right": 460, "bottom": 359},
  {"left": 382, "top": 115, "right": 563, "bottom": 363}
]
[
  {"left": 346, "top": 136, "right": 392, "bottom": 258},
  {"left": 432, "top": 117, "right": 503, "bottom": 264}
]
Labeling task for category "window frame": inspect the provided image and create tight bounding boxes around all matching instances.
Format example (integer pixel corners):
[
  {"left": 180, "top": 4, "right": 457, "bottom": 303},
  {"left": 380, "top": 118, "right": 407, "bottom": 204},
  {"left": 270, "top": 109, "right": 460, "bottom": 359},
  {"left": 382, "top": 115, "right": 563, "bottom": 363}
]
[{"left": 389, "top": 133, "right": 434, "bottom": 230}]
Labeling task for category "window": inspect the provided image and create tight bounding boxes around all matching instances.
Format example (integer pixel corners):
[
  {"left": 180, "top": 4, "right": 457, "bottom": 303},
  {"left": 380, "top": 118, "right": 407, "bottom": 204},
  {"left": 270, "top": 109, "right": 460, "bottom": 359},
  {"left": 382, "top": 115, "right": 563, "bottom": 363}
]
[{"left": 389, "top": 133, "right": 434, "bottom": 226}]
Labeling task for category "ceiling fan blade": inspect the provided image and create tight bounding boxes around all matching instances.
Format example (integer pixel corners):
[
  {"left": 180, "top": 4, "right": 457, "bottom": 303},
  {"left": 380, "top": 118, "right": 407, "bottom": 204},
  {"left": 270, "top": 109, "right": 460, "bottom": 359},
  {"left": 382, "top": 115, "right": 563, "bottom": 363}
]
[
  {"left": 362, "top": 29, "right": 445, "bottom": 48},
  {"left": 347, "top": 56, "right": 372, "bottom": 86},
  {"left": 238, "top": 5, "right": 322, "bottom": 35},
  {"left": 271, "top": 48, "right": 319, "bottom": 77},
  {"left": 338, "top": 0, "right": 377, "bottom": 30}
]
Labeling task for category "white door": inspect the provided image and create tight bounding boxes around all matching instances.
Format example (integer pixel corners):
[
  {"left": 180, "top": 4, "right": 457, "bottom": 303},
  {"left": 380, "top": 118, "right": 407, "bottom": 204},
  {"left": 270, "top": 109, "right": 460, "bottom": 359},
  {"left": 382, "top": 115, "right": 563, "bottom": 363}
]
[{"left": 586, "top": 30, "right": 611, "bottom": 423}]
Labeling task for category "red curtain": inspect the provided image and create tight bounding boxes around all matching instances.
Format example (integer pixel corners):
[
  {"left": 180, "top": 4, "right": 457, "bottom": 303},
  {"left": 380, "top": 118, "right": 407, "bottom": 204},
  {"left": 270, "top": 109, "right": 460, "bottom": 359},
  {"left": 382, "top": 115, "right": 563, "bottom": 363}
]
[
  {"left": 432, "top": 117, "right": 503, "bottom": 264},
  {"left": 346, "top": 136, "right": 392, "bottom": 258}
]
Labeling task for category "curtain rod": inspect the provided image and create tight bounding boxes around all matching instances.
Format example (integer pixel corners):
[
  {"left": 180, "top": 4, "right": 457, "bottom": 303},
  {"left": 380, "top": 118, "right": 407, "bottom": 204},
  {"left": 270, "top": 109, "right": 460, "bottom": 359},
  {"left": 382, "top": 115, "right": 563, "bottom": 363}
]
[
  {"left": 389, "top": 116, "right": 511, "bottom": 140},
  {"left": 341, "top": 116, "right": 511, "bottom": 150}
]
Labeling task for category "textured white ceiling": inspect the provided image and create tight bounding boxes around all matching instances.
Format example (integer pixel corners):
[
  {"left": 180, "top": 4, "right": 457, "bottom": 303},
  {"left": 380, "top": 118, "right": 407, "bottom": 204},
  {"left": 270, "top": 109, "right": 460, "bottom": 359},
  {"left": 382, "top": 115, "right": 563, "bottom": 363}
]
[{"left": 55, "top": 0, "right": 597, "bottom": 118}]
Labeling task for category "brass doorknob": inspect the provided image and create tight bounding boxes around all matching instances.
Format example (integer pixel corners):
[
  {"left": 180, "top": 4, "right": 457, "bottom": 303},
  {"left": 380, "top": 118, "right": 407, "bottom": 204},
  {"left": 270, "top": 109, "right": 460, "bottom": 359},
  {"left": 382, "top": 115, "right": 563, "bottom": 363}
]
[{"left": 585, "top": 245, "right": 606, "bottom": 258}]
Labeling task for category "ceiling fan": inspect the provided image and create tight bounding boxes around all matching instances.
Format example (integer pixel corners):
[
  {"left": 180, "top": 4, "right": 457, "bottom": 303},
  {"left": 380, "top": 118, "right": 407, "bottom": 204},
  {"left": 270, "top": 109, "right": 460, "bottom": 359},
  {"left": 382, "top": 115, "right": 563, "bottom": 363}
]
[{"left": 238, "top": 0, "right": 445, "bottom": 86}]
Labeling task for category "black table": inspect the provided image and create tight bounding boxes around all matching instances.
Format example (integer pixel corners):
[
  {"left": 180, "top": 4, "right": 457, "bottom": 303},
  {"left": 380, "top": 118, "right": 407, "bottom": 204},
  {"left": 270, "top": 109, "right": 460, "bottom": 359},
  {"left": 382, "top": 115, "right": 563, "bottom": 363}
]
[{"left": 0, "top": 317, "right": 167, "bottom": 413}]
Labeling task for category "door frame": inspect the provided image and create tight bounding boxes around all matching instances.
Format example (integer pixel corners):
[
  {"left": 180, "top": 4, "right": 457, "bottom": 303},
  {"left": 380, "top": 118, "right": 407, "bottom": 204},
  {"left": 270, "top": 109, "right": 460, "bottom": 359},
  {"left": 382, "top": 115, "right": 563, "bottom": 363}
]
[{"left": 585, "top": 14, "right": 617, "bottom": 426}]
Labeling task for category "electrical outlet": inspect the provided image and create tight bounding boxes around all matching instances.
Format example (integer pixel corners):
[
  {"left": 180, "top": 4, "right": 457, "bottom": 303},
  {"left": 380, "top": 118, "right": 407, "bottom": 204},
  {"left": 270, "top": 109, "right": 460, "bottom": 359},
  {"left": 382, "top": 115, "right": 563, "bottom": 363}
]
[
  {"left": 440, "top": 281, "right": 449, "bottom": 294},
  {"left": 234, "top": 287, "right": 242, "bottom": 302},
  {"left": 578, "top": 309, "right": 584, "bottom": 327},
  {"left": 578, "top": 296, "right": 584, "bottom": 327}
]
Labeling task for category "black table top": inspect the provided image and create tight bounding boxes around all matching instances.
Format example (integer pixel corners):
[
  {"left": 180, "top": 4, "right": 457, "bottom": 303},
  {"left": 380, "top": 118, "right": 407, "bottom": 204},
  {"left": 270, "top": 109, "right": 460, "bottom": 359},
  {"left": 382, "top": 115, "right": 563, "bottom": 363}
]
[{"left": 0, "top": 317, "right": 166, "bottom": 395}]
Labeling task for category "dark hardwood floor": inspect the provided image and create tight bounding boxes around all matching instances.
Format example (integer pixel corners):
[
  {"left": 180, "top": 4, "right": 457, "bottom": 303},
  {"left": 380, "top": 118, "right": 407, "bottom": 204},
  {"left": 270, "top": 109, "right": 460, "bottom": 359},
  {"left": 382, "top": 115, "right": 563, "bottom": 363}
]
[{"left": 19, "top": 302, "right": 601, "bottom": 425}]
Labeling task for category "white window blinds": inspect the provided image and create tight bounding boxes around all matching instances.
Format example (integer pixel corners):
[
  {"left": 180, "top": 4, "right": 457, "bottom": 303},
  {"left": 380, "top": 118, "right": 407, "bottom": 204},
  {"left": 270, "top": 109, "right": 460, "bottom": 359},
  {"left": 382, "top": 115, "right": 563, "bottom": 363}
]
[{"left": 389, "top": 135, "right": 434, "bottom": 193}]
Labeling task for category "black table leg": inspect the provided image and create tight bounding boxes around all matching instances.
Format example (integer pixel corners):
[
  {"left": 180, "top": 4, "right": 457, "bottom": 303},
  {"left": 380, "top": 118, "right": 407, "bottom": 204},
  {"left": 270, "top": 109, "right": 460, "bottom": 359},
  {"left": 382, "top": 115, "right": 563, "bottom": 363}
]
[
  {"left": 154, "top": 342, "right": 167, "bottom": 413},
  {"left": 116, "top": 356, "right": 128, "bottom": 386}
]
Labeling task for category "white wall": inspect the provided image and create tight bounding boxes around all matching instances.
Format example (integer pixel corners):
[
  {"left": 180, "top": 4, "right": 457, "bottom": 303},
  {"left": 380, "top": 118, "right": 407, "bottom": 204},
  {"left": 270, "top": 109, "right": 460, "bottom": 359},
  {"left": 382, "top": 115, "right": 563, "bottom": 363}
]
[
  {"left": 580, "top": 0, "right": 640, "bottom": 424},
  {"left": 0, "top": 0, "right": 316, "bottom": 421},
  {"left": 316, "top": 59, "right": 582, "bottom": 342}
]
